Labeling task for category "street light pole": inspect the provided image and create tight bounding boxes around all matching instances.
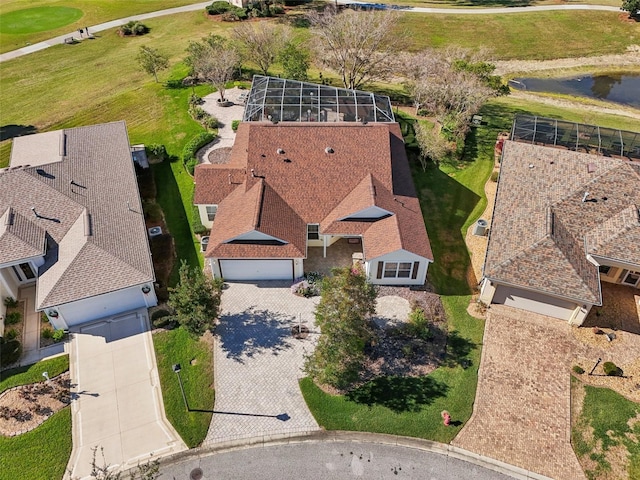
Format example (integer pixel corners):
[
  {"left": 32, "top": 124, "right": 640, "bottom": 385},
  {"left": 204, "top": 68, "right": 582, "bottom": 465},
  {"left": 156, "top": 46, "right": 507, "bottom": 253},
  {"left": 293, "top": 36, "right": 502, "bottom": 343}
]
[{"left": 172, "top": 364, "right": 189, "bottom": 411}]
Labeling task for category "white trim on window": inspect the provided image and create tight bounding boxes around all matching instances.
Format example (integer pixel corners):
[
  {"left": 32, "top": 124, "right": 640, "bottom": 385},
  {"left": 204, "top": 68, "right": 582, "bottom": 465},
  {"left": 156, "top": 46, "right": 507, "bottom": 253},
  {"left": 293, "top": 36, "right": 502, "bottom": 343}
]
[
  {"left": 307, "top": 224, "right": 320, "bottom": 240},
  {"left": 383, "top": 261, "right": 413, "bottom": 279},
  {"left": 206, "top": 205, "right": 218, "bottom": 221}
]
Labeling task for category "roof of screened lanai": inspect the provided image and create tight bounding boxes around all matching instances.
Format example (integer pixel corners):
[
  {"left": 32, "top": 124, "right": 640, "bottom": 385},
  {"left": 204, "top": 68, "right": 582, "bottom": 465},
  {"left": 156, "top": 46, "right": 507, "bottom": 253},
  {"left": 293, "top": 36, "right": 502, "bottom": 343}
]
[{"left": 242, "top": 75, "right": 395, "bottom": 124}]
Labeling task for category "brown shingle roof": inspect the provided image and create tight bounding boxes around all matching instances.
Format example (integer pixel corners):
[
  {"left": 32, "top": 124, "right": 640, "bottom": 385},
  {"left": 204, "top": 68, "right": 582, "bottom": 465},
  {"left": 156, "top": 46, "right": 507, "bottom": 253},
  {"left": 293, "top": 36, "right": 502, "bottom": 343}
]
[
  {"left": 1, "top": 122, "right": 155, "bottom": 309},
  {"left": 484, "top": 140, "right": 640, "bottom": 305},
  {"left": 195, "top": 122, "right": 432, "bottom": 262}
]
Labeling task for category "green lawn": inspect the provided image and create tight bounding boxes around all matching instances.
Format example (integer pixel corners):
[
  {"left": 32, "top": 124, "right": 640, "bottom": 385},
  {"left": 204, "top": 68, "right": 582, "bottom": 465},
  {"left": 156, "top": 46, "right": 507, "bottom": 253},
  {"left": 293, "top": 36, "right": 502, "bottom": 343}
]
[
  {"left": 0, "top": 6, "right": 83, "bottom": 34},
  {"left": 0, "top": 354, "right": 69, "bottom": 389},
  {"left": 398, "top": 11, "right": 640, "bottom": 59},
  {"left": 0, "top": 355, "right": 72, "bottom": 479},
  {"left": 0, "top": 0, "right": 203, "bottom": 53},
  {"left": 152, "top": 327, "right": 214, "bottom": 448},
  {"left": 0, "top": 407, "right": 72, "bottom": 479},
  {"left": 572, "top": 378, "right": 640, "bottom": 480}
]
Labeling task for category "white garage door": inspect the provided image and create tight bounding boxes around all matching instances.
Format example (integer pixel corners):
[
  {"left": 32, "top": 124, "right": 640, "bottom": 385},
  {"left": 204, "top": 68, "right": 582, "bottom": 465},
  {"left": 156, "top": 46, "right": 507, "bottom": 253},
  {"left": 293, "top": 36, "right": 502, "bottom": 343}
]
[
  {"left": 220, "top": 259, "right": 293, "bottom": 281},
  {"left": 493, "top": 285, "right": 577, "bottom": 321}
]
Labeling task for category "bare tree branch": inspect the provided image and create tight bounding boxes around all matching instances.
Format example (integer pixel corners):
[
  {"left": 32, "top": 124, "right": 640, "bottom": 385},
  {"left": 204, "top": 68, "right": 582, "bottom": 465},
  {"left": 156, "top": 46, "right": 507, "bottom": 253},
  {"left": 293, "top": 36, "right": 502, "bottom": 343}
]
[
  {"left": 308, "top": 8, "right": 402, "bottom": 90},
  {"left": 232, "top": 22, "right": 292, "bottom": 76}
]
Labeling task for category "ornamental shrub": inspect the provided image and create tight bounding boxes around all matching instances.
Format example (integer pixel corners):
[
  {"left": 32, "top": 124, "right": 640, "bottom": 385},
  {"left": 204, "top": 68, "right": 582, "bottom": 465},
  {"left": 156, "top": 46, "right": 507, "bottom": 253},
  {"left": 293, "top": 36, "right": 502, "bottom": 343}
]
[
  {"left": 0, "top": 339, "right": 22, "bottom": 365},
  {"left": 5, "top": 311, "right": 21, "bottom": 325},
  {"left": 182, "top": 132, "right": 215, "bottom": 174},
  {"left": 145, "top": 143, "right": 167, "bottom": 162},
  {"left": 572, "top": 365, "right": 585, "bottom": 375},
  {"left": 3, "top": 297, "right": 18, "bottom": 308},
  {"left": 52, "top": 329, "right": 65, "bottom": 342},
  {"left": 206, "top": 1, "right": 232, "bottom": 14},
  {"left": 42, "top": 328, "right": 54, "bottom": 339},
  {"left": 5, "top": 328, "right": 18, "bottom": 341},
  {"left": 231, "top": 120, "right": 241, "bottom": 132},
  {"left": 603, "top": 361, "right": 622, "bottom": 376}
]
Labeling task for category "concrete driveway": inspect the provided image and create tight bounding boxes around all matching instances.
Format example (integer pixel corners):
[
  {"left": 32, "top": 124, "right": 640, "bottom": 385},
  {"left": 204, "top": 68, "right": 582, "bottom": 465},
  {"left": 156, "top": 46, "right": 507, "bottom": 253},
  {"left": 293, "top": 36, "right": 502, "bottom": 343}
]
[
  {"left": 66, "top": 309, "right": 185, "bottom": 479},
  {"left": 204, "top": 282, "right": 321, "bottom": 446},
  {"left": 452, "top": 305, "right": 585, "bottom": 480}
]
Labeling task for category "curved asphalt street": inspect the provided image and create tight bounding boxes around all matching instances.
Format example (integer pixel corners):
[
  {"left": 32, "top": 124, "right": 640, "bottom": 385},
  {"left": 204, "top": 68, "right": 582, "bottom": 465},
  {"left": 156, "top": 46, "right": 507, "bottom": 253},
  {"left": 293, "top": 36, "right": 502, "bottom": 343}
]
[
  {"left": 158, "top": 440, "right": 525, "bottom": 480},
  {"left": 0, "top": 1, "right": 621, "bottom": 62}
]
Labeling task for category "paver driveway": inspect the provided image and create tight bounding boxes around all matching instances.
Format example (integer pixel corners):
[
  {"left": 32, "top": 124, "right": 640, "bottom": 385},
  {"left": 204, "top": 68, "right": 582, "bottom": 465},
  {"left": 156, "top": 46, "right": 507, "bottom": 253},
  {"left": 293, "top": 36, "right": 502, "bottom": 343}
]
[
  {"left": 452, "top": 305, "right": 586, "bottom": 480},
  {"left": 205, "top": 282, "right": 321, "bottom": 445}
]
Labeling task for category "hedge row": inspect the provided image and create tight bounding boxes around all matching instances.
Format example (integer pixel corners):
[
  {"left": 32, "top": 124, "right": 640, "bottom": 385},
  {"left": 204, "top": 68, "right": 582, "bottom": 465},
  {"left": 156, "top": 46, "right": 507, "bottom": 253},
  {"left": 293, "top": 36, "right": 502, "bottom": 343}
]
[{"left": 182, "top": 132, "right": 215, "bottom": 175}]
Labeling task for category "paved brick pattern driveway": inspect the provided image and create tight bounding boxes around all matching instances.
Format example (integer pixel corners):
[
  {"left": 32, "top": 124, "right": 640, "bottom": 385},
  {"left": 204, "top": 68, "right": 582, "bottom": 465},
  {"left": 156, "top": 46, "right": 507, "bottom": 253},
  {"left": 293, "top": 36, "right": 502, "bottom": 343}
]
[
  {"left": 204, "top": 282, "right": 321, "bottom": 445},
  {"left": 452, "top": 305, "right": 586, "bottom": 480}
]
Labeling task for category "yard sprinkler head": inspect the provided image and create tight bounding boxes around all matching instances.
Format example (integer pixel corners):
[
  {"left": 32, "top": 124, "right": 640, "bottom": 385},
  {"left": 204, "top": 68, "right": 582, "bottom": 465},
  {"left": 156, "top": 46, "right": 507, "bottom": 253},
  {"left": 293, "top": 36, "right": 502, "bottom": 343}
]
[{"left": 172, "top": 364, "right": 181, "bottom": 373}]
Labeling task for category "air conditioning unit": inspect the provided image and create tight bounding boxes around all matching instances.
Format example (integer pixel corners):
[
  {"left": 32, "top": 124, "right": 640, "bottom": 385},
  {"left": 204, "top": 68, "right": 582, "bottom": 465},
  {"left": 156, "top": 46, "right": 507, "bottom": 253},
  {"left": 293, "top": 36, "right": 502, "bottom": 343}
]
[{"left": 148, "top": 226, "right": 162, "bottom": 238}]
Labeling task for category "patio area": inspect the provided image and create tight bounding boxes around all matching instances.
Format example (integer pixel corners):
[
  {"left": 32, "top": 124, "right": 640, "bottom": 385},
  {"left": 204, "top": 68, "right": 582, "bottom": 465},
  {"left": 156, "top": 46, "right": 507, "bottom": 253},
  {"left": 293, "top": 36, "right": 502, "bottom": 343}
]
[
  {"left": 304, "top": 238, "right": 362, "bottom": 276},
  {"left": 581, "top": 283, "right": 640, "bottom": 334}
]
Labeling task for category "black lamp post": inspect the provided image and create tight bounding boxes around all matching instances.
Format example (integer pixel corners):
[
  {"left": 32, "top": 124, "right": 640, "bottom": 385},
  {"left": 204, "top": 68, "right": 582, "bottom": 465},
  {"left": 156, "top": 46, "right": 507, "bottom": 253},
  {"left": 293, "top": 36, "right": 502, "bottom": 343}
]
[{"left": 172, "top": 364, "right": 189, "bottom": 411}]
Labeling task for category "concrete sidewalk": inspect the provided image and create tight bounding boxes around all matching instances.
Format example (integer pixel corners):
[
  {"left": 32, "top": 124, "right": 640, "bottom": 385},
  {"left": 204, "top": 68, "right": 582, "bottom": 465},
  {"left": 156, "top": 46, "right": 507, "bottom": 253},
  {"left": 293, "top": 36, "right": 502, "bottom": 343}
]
[
  {"left": 66, "top": 309, "right": 186, "bottom": 479},
  {"left": 0, "top": 2, "right": 620, "bottom": 63}
]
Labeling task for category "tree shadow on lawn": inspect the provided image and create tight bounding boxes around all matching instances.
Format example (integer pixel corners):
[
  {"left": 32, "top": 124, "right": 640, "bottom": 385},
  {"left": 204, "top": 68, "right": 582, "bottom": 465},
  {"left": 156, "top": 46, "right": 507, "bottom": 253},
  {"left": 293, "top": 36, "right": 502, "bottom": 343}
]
[
  {"left": 443, "top": 329, "right": 477, "bottom": 369},
  {"left": 346, "top": 375, "right": 448, "bottom": 413},
  {"left": 218, "top": 308, "right": 296, "bottom": 362},
  {"left": 0, "top": 124, "right": 37, "bottom": 141}
]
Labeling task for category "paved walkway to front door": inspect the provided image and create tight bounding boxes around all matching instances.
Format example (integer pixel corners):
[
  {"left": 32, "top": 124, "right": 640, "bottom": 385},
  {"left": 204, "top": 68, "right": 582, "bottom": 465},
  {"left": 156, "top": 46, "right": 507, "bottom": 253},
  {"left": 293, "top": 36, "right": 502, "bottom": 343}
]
[
  {"left": 452, "top": 305, "right": 586, "bottom": 480},
  {"left": 66, "top": 309, "right": 185, "bottom": 479},
  {"left": 204, "top": 282, "right": 321, "bottom": 446}
]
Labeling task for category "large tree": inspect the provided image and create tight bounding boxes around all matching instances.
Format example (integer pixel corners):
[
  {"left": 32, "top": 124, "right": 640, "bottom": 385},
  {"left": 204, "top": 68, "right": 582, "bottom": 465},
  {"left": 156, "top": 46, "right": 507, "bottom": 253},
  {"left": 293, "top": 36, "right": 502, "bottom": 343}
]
[
  {"left": 304, "top": 265, "right": 377, "bottom": 390},
  {"left": 232, "top": 22, "right": 291, "bottom": 76},
  {"left": 136, "top": 45, "right": 169, "bottom": 83},
  {"left": 185, "top": 35, "right": 240, "bottom": 102},
  {"left": 168, "top": 261, "right": 223, "bottom": 336},
  {"left": 278, "top": 41, "right": 310, "bottom": 81},
  {"left": 308, "top": 8, "right": 401, "bottom": 90}
]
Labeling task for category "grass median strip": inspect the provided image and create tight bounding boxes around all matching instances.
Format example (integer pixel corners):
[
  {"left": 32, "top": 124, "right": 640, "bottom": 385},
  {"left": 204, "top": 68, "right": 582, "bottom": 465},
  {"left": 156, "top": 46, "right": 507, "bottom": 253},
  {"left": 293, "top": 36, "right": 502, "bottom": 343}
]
[{"left": 153, "top": 327, "right": 214, "bottom": 448}]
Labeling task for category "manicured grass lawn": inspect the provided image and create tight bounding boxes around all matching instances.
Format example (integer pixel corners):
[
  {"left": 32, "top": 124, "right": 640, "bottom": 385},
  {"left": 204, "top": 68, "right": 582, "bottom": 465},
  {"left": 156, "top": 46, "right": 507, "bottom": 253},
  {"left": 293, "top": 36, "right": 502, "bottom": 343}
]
[
  {"left": 399, "top": 11, "right": 640, "bottom": 59},
  {"left": 0, "top": 0, "right": 202, "bottom": 53},
  {"left": 0, "top": 6, "right": 83, "bottom": 34},
  {"left": 301, "top": 296, "right": 484, "bottom": 443},
  {"left": 152, "top": 327, "right": 214, "bottom": 448},
  {"left": 0, "top": 354, "right": 69, "bottom": 389},
  {"left": 0, "top": 355, "right": 72, "bottom": 479},
  {"left": 571, "top": 378, "right": 640, "bottom": 480},
  {"left": 0, "top": 407, "right": 72, "bottom": 479}
]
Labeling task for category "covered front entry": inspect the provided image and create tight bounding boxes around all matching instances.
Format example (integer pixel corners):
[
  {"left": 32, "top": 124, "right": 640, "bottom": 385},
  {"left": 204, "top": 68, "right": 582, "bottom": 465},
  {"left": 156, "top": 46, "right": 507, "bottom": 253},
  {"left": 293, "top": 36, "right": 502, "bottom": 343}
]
[
  {"left": 492, "top": 285, "right": 577, "bottom": 321},
  {"left": 219, "top": 259, "right": 293, "bottom": 281}
]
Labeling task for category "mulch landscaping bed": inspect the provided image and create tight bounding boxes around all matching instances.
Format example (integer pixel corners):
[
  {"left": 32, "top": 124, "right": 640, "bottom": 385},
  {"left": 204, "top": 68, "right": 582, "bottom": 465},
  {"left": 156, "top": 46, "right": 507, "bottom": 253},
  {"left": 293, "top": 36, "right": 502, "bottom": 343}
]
[{"left": 0, "top": 372, "right": 70, "bottom": 437}]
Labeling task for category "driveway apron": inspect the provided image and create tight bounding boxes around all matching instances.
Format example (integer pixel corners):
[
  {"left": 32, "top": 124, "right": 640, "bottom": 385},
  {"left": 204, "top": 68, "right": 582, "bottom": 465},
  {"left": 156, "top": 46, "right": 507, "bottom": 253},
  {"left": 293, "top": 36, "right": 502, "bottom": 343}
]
[
  {"left": 452, "top": 305, "right": 586, "bottom": 480},
  {"left": 66, "top": 309, "right": 185, "bottom": 479},
  {"left": 205, "top": 282, "right": 320, "bottom": 445}
]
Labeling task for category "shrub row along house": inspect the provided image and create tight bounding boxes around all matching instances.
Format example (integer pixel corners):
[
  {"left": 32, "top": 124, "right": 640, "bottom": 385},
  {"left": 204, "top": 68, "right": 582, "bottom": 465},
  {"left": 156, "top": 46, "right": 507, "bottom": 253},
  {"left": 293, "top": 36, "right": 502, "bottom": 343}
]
[
  {"left": 194, "top": 76, "right": 433, "bottom": 284},
  {"left": 0, "top": 122, "right": 157, "bottom": 333},
  {"left": 480, "top": 116, "right": 640, "bottom": 324}
]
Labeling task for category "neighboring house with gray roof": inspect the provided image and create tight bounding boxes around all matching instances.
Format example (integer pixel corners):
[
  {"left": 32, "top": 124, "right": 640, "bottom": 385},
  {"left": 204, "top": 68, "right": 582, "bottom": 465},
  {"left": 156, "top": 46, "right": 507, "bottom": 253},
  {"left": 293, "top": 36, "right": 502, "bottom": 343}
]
[
  {"left": 0, "top": 122, "right": 157, "bottom": 333},
  {"left": 194, "top": 78, "right": 433, "bottom": 284},
  {"left": 479, "top": 138, "right": 640, "bottom": 324}
]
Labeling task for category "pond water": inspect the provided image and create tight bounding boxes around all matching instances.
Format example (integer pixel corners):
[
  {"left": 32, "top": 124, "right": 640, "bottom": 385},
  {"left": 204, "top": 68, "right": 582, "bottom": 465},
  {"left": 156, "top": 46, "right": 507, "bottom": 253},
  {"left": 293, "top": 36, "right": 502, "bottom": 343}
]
[{"left": 510, "top": 73, "right": 640, "bottom": 109}]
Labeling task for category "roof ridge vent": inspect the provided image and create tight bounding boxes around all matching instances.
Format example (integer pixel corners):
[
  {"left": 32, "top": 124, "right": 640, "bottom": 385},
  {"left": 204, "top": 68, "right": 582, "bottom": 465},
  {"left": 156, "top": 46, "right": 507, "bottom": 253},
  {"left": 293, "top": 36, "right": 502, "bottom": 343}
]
[
  {"left": 83, "top": 211, "right": 92, "bottom": 236},
  {"left": 582, "top": 191, "right": 590, "bottom": 203},
  {"left": 325, "top": 147, "right": 334, "bottom": 154},
  {"left": 277, "top": 148, "right": 285, "bottom": 155},
  {"left": 59, "top": 133, "right": 67, "bottom": 157},
  {"left": 5, "top": 207, "right": 14, "bottom": 226}
]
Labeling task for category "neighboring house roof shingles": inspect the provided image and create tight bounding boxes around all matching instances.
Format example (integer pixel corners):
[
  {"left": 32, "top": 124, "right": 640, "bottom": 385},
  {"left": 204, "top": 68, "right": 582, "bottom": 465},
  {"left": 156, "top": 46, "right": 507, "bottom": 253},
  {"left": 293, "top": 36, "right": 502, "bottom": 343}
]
[
  {"left": 195, "top": 122, "right": 432, "bottom": 262},
  {"left": 484, "top": 140, "right": 640, "bottom": 306},
  {"left": 1, "top": 122, "right": 155, "bottom": 309}
]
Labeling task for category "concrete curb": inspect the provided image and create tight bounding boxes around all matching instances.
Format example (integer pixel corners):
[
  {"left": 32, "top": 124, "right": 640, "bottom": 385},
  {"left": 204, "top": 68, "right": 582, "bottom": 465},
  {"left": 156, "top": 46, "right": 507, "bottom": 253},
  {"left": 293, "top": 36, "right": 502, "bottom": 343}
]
[{"left": 150, "top": 430, "right": 554, "bottom": 480}]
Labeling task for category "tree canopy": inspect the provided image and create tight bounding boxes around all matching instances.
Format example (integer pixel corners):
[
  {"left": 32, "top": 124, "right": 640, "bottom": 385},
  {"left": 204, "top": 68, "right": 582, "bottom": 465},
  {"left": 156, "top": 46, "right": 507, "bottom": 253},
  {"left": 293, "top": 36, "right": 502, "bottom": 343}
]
[
  {"left": 168, "top": 261, "right": 223, "bottom": 336},
  {"left": 304, "top": 265, "right": 377, "bottom": 389},
  {"left": 185, "top": 35, "right": 240, "bottom": 102},
  {"left": 308, "top": 8, "right": 401, "bottom": 90},
  {"left": 136, "top": 46, "right": 169, "bottom": 83},
  {"left": 232, "top": 22, "right": 291, "bottom": 76}
]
